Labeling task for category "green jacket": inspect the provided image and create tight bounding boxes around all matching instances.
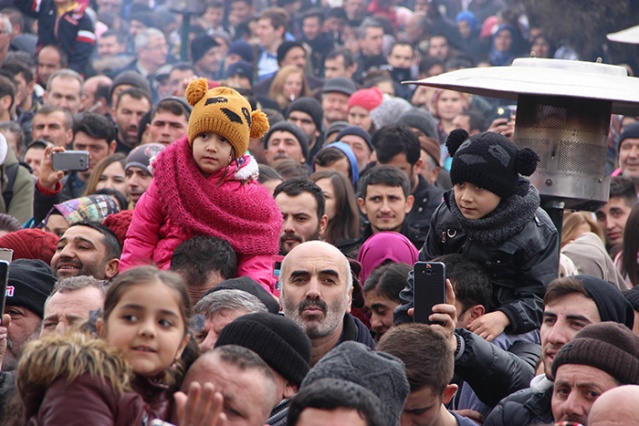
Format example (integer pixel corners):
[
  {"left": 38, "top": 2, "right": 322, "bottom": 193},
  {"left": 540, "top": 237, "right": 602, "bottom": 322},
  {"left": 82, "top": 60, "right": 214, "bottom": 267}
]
[{"left": 0, "top": 147, "right": 34, "bottom": 224}]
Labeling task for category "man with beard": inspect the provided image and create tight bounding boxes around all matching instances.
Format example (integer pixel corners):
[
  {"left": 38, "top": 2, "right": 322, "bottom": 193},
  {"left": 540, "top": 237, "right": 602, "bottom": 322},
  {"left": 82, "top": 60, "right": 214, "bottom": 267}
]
[
  {"left": 280, "top": 241, "right": 374, "bottom": 366},
  {"left": 50, "top": 222, "right": 121, "bottom": 280},
  {"left": 0, "top": 259, "right": 56, "bottom": 422},
  {"left": 273, "top": 179, "right": 328, "bottom": 256},
  {"left": 264, "top": 122, "right": 310, "bottom": 167},
  {"left": 112, "top": 87, "right": 152, "bottom": 154}
]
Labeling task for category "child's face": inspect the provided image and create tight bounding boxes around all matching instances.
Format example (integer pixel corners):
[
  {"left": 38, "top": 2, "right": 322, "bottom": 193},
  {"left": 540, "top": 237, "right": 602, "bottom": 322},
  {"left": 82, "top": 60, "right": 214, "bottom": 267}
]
[
  {"left": 454, "top": 182, "right": 501, "bottom": 220},
  {"left": 192, "top": 132, "right": 234, "bottom": 177},
  {"left": 102, "top": 281, "right": 188, "bottom": 377}
]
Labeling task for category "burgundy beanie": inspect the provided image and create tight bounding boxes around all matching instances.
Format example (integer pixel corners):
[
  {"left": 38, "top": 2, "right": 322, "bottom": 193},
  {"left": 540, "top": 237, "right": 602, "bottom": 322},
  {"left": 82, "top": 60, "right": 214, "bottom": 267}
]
[
  {"left": 0, "top": 229, "right": 59, "bottom": 265},
  {"left": 103, "top": 210, "right": 134, "bottom": 248},
  {"left": 348, "top": 87, "right": 384, "bottom": 112}
]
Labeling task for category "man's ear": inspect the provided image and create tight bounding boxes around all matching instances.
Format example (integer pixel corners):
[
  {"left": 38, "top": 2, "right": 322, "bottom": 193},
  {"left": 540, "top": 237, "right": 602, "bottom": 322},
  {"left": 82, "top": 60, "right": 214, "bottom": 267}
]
[
  {"left": 283, "top": 381, "right": 298, "bottom": 399},
  {"left": 405, "top": 194, "right": 415, "bottom": 212},
  {"left": 467, "top": 305, "right": 485, "bottom": 322},
  {"left": 104, "top": 258, "right": 120, "bottom": 280},
  {"left": 108, "top": 140, "right": 117, "bottom": 155},
  {"left": 96, "top": 317, "right": 105, "bottom": 338},
  {"left": 442, "top": 383, "right": 458, "bottom": 405},
  {"left": 319, "top": 214, "right": 328, "bottom": 236},
  {"left": 357, "top": 197, "right": 366, "bottom": 215}
]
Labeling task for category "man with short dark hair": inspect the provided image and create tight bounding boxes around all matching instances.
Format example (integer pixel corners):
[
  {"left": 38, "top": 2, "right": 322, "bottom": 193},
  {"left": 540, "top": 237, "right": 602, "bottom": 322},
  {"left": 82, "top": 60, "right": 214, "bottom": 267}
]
[
  {"left": 112, "top": 87, "right": 152, "bottom": 153},
  {"left": 50, "top": 222, "right": 121, "bottom": 280},
  {"left": 596, "top": 176, "right": 637, "bottom": 250},
  {"left": 147, "top": 98, "right": 190, "bottom": 146},
  {"left": 324, "top": 48, "right": 357, "bottom": 81},
  {"left": 378, "top": 324, "right": 477, "bottom": 426},
  {"left": 256, "top": 8, "right": 288, "bottom": 82},
  {"left": 170, "top": 235, "right": 237, "bottom": 303},
  {"left": 354, "top": 18, "right": 386, "bottom": 83},
  {"left": 300, "top": 9, "right": 334, "bottom": 77},
  {"left": 357, "top": 165, "right": 423, "bottom": 248},
  {"left": 274, "top": 178, "right": 328, "bottom": 255},
  {"left": 374, "top": 124, "right": 444, "bottom": 243},
  {"left": 288, "top": 378, "right": 384, "bottom": 426}
]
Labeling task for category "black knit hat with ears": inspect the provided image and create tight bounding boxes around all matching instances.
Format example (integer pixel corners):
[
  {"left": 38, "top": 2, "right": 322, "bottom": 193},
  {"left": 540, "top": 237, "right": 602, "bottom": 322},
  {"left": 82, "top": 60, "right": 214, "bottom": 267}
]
[
  {"left": 215, "top": 312, "right": 312, "bottom": 386},
  {"left": 552, "top": 322, "right": 639, "bottom": 385},
  {"left": 447, "top": 129, "right": 540, "bottom": 199}
]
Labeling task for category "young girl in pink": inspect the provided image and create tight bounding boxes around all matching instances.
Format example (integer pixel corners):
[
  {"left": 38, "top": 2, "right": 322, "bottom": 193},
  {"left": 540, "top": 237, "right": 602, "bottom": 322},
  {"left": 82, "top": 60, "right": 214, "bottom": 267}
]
[{"left": 120, "top": 80, "right": 282, "bottom": 292}]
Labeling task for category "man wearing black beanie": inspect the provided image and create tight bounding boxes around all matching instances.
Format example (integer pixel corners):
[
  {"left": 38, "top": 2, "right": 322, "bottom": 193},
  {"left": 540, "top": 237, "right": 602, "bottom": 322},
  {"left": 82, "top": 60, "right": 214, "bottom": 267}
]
[
  {"left": 3, "top": 259, "right": 57, "bottom": 372},
  {"left": 215, "top": 312, "right": 312, "bottom": 426},
  {"left": 286, "top": 97, "right": 325, "bottom": 163},
  {"left": 485, "top": 275, "right": 635, "bottom": 426}
]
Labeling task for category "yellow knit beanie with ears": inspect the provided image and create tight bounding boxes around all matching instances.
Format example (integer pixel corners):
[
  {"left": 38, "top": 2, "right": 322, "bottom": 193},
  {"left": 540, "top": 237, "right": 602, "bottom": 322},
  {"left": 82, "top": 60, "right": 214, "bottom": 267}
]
[{"left": 185, "top": 79, "right": 269, "bottom": 156}]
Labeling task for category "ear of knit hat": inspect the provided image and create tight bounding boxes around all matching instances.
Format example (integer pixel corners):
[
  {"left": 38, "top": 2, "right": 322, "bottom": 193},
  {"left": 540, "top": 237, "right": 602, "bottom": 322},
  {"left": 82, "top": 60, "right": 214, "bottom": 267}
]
[
  {"left": 447, "top": 130, "right": 540, "bottom": 199},
  {"left": 286, "top": 97, "right": 324, "bottom": 132},
  {"left": 348, "top": 87, "right": 384, "bottom": 112},
  {"left": 6, "top": 259, "right": 57, "bottom": 318},
  {"left": 551, "top": 322, "right": 639, "bottom": 385},
  {"left": 302, "top": 341, "right": 409, "bottom": 426},
  {"left": 0, "top": 229, "right": 58, "bottom": 265},
  {"left": 186, "top": 79, "right": 269, "bottom": 156},
  {"left": 263, "top": 121, "right": 310, "bottom": 161},
  {"left": 215, "top": 312, "right": 312, "bottom": 386}
]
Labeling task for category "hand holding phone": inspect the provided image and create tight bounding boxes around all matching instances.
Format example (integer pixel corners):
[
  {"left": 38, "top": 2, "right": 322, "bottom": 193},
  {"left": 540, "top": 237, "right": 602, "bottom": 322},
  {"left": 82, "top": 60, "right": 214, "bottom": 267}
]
[{"left": 413, "top": 262, "right": 446, "bottom": 324}]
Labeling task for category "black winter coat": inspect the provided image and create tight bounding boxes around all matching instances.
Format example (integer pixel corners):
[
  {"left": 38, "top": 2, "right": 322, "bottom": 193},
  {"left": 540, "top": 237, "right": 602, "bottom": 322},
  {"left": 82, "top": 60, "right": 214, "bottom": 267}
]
[{"left": 484, "top": 383, "right": 553, "bottom": 426}]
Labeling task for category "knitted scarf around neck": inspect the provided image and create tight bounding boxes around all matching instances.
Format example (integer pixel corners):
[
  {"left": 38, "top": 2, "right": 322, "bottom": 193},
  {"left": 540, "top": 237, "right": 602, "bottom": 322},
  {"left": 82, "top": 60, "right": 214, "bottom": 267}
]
[
  {"left": 447, "top": 178, "right": 540, "bottom": 247},
  {"left": 152, "top": 136, "right": 281, "bottom": 257}
]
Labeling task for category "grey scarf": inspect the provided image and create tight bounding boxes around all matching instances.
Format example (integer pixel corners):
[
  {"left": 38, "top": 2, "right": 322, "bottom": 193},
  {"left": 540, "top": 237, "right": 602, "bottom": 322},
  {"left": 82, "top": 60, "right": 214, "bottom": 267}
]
[{"left": 447, "top": 178, "right": 540, "bottom": 247}]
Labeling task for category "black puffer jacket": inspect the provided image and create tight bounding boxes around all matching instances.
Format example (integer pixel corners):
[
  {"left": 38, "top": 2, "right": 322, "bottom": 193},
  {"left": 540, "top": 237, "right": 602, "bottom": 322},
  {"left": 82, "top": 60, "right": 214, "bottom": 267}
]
[
  {"left": 396, "top": 191, "right": 558, "bottom": 334},
  {"left": 484, "top": 376, "right": 554, "bottom": 426}
]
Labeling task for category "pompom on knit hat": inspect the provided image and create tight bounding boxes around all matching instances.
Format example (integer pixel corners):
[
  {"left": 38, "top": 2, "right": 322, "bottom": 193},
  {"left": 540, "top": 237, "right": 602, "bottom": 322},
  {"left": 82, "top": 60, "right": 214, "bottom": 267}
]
[
  {"left": 286, "top": 97, "right": 324, "bottom": 132},
  {"left": 215, "top": 312, "right": 312, "bottom": 386},
  {"left": 185, "top": 79, "right": 269, "bottom": 157},
  {"left": 446, "top": 128, "right": 540, "bottom": 199},
  {"left": 0, "top": 229, "right": 58, "bottom": 265},
  {"left": 348, "top": 87, "right": 384, "bottom": 112},
  {"left": 551, "top": 322, "right": 639, "bottom": 385}
]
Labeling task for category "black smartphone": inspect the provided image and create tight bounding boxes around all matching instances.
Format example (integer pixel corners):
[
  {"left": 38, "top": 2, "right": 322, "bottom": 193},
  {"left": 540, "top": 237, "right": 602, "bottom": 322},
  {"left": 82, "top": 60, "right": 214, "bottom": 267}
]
[
  {"left": 52, "top": 151, "right": 89, "bottom": 171},
  {"left": 0, "top": 260, "right": 9, "bottom": 318},
  {"left": 413, "top": 261, "right": 446, "bottom": 324}
]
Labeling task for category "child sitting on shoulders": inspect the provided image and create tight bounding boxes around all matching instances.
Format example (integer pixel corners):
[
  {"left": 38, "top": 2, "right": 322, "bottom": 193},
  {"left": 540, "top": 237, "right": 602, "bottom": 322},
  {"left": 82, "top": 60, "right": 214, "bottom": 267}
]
[
  {"left": 397, "top": 129, "right": 558, "bottom": 338},
  {"left": 121, "top": 80, "right": 282, "bottom": 292}
]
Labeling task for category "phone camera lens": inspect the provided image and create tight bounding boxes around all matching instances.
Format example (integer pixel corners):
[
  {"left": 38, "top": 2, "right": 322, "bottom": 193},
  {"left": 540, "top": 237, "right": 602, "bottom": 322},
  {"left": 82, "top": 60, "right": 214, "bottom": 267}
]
[{"left": 426, "top": 269, "right": 432, "bottom": 275}]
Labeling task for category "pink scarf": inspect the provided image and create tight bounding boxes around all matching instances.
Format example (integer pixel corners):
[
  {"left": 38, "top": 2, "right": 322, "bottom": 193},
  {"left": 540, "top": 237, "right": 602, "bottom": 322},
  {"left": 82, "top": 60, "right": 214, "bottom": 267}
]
[{"left": 152, "top": 136, "right": 281, "bottom": 257}]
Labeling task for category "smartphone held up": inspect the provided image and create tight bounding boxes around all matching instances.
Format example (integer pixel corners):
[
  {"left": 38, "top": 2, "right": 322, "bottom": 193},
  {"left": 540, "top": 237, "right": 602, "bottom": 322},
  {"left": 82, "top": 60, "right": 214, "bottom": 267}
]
[{"left": 413, "top": 262, "right": 446, "bottom": 325}]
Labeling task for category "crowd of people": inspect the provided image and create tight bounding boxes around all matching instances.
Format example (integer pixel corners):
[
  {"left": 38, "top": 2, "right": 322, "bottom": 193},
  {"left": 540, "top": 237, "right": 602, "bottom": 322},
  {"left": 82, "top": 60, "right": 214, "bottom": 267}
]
[{"left": 0, "top": 0, "right": 636, "bottom": 425}]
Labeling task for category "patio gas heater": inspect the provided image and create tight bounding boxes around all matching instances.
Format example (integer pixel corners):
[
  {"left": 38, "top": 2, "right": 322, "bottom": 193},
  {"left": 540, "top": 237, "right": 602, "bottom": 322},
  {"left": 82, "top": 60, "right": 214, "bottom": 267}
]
[{"left": 407, "top": 58, "right": 639, "bottom": 235}]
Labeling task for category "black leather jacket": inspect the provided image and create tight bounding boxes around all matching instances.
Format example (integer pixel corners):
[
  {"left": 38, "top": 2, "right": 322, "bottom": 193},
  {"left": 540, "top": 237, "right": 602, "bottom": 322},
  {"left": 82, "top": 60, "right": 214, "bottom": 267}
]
[{"left": 396, "top": 201, "right": 558, "bottom": 334}]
